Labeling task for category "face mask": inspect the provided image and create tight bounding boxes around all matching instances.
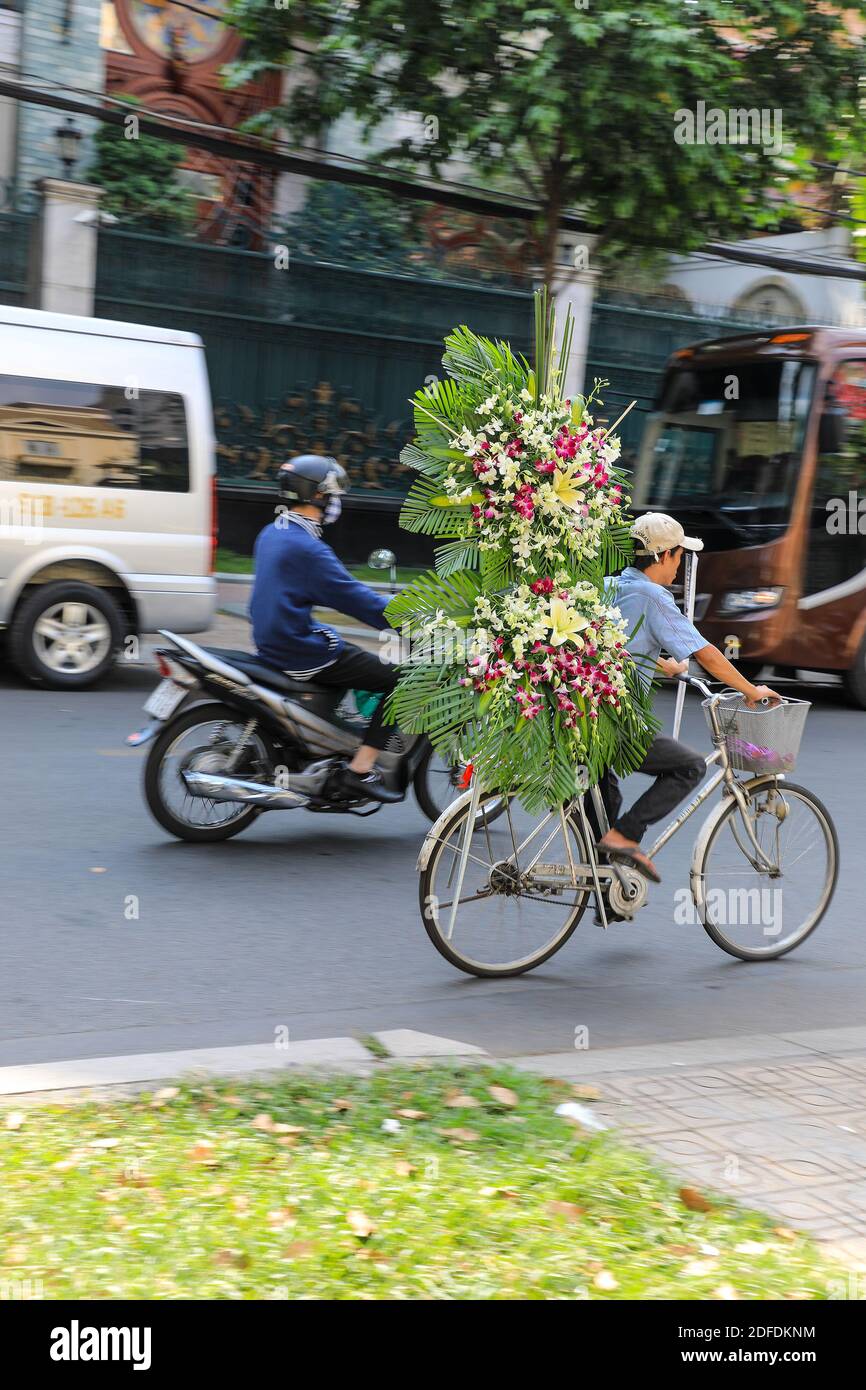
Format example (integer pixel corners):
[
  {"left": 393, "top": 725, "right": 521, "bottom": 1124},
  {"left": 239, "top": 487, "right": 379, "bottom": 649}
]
[{"left": 322, "top": 494, "right": 342, "bottom": 526}]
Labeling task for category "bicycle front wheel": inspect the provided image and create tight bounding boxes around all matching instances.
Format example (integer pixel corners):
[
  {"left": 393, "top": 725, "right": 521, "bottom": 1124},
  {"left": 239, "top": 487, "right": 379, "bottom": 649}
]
[
  {"left": 419, "top": 790, "right": 591, "bottom": 977},
  {"left": 695, "top": 781, "right": 838, "bottom": 961}
]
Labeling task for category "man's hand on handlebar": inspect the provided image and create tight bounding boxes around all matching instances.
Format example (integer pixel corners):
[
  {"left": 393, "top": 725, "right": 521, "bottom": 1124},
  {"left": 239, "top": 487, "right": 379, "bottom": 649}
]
[
  {"left": 658, "top": 656, "right": 689, "bottom": 678},
  {"left": 745, "top": 683, "right": 783, "bottom": 707}
]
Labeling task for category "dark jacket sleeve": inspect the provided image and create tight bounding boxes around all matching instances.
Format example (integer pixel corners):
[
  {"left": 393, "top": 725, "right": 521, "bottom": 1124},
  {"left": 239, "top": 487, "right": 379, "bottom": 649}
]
[{"left": 313, "top": 545, "right": 391, "bottom": 629}]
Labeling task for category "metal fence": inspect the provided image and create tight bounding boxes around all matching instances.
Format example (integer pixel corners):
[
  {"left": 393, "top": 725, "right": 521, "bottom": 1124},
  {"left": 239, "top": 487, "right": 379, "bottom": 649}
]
[
  {"left": 95, "top": 226, "right": 534, "bottom": 497},
  {"left": 94, "top": 225, "right": 800, "bottom": 496},
  {"left": 0, "top": 213, "right": 34, "bottom": 307}
]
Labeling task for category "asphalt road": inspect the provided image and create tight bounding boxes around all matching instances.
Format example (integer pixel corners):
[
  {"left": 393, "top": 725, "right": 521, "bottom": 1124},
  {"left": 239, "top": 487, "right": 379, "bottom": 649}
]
[{"left": 2, "top": 619, "right": 864, "bottom": 1067}]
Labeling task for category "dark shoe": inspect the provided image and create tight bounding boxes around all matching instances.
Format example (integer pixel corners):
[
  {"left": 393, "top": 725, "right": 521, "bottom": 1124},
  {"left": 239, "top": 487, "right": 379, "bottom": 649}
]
[{"left": 331, "top": 764, "right": 402, "bottom": 804}]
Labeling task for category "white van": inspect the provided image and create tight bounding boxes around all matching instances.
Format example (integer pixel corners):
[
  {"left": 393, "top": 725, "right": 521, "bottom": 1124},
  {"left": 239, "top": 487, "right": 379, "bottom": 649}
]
[{"left": 0, "top": 305, "right": 218, "bottom": 688}]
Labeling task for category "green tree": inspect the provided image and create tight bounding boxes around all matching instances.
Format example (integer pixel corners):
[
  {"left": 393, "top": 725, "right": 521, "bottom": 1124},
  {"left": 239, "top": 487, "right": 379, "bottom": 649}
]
[
  {"left": 226, "top": 0, "right": 865, "bottom": 283},
  {"left": 87, "top": 103, "right": 195, "bottom": 231}
]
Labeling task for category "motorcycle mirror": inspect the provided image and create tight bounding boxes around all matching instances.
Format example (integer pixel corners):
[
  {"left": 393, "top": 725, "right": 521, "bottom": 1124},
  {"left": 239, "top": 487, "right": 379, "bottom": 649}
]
[{"left": 368, "top": 548, "right": 396, "bottom": 571}]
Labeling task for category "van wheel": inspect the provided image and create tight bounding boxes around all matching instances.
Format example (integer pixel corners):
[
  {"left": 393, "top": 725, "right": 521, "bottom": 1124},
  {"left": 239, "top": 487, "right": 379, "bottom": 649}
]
[
  {"left": 843, "top": 633, "right": 866, "bottom": 709},
  {"left": 9, "top": 581, "right": 122, "bottom": 689}
]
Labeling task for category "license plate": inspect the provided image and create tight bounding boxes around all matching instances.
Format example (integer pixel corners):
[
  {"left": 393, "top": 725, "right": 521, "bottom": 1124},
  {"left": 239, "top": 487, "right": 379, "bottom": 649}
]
[{"left": 144, "top": 678, "right": 186, "bottom": 720}]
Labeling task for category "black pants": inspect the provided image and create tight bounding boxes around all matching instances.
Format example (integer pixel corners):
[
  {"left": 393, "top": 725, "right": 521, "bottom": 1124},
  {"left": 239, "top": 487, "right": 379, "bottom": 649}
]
[
  {"left": 597, "top": 735, "right": 706, "bottom": 844},
  {"left": 310, "top": 643, "right": 400, "bottom": 751}
]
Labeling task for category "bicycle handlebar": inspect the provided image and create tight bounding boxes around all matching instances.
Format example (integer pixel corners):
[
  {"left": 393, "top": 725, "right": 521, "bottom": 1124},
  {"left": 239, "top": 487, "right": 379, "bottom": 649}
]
[
  {"left": 675, "top": 671, "right": 716, "bottom": 701},
  {"left": 675, "top": 673, "right": 775, "bottom": 708}
]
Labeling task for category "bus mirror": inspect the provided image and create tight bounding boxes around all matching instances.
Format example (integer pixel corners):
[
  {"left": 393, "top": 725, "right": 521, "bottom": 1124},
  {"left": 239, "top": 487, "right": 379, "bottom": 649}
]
[{"left": 818, "top": 408, "right": 847, "bottom": 456}]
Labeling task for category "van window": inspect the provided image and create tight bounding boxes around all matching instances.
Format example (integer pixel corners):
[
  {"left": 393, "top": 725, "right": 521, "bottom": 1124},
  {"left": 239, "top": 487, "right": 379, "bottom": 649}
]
[{"left": 0, "top": 376, "right": 190, "bottom": 492}]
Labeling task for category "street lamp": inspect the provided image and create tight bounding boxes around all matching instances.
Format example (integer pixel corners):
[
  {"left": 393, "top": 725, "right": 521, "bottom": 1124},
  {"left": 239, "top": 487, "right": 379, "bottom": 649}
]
[{"left": 55, "top": 117, "right": 83, "bottom": 178}]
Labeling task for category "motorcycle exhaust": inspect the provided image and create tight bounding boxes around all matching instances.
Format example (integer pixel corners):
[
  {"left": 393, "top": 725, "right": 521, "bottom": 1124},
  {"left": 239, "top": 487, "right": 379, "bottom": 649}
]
[{"left": 183, "top": 771, "right": 310, "bottom": 809}]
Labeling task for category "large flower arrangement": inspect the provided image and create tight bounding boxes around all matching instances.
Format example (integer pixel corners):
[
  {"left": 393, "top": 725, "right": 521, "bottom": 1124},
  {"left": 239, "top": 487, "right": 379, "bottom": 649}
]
[{"left": 386, "top": 290, "right": 656, "bottom": 811}]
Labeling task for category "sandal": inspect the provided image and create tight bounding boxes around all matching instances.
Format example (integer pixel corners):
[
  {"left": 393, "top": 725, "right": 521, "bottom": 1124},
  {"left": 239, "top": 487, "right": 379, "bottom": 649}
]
[{"left": 595, "top": 841, "right": 662, "bottom": 885}]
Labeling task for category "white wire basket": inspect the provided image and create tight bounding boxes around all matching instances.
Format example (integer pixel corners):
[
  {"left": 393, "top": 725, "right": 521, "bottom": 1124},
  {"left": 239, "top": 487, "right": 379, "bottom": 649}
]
[{"left": 702, "top": 694, "right": 811, "bottom": 775}]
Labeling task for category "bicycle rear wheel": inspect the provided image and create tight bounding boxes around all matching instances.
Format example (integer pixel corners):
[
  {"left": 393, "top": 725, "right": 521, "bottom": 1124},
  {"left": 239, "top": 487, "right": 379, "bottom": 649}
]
[
  {"left": 695, "top": 781, "right": 838, "bottom": 960},
  {"left": 419, "top": 790, "right": 591, "bottom": 977}
]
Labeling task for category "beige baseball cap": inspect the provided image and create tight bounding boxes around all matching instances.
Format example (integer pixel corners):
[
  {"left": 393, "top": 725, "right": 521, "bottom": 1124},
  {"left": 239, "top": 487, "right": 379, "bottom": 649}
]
[{"left": 630, "top": 512, "right": 703, "bottom": 558}]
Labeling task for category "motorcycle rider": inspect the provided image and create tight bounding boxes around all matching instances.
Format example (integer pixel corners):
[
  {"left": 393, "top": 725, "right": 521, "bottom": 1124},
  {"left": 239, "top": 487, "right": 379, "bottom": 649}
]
[{"left": 249, "top": 454, "right": 402, "bottom": 804}]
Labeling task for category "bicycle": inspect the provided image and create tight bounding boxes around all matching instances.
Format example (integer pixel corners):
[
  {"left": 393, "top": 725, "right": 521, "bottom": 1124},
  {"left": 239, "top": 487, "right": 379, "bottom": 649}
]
[{"left": 416, "top": 675, "right": 839, "bottom": 977}]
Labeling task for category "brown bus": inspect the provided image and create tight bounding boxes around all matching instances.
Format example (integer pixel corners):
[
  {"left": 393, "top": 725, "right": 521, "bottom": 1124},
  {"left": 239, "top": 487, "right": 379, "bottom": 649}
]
[{"left": 632, "top": 327, "right": 866, "bottom": 706}]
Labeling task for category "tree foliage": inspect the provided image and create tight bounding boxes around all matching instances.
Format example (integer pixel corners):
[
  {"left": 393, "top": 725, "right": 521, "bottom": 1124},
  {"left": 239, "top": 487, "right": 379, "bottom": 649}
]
[
  {"left": 226, "top": 0, "right": 865, "bottom": 281},
  {"left": 87, "top": 103, "right": 196, "bottom": 231}
]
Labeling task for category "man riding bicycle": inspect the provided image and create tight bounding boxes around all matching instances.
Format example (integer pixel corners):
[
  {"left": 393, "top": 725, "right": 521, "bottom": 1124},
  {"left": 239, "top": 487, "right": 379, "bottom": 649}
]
[
  {"left": 249, "top": 454, "right": 401, "bottom": 804},
  {"left": 597, "top": 512, "right": 781, "bottom": 883}
]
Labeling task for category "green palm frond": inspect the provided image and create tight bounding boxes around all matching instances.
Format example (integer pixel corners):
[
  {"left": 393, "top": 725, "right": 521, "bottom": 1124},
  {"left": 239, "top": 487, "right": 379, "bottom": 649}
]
[
  {"left": 435, "top": 538, "right": 480, "bottom": 578},
  {"left": 480, "top": 546, "right": 517, "bottom": 591},
  {"left": 385, "top": 567, "right": 481, "bottom": 628},
  {"left": 399, "top": 478, "right": 473, "bottom": 537}
]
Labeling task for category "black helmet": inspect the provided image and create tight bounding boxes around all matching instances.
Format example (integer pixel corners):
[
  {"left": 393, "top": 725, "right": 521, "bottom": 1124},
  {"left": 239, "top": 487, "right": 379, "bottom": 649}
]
[{"left": 277, "top": 454, "right": 348, "bottom": 509}]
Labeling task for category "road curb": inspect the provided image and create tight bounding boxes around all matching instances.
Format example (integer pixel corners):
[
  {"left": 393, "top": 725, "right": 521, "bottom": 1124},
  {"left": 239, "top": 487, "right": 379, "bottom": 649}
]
[{"left": 0, "top": 1031, "right": 491, "bottom": 1100}]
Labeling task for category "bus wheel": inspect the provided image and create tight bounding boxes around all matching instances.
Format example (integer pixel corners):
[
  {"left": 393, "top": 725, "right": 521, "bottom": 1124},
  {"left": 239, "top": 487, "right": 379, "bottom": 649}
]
[{"left": 843, "top": 634, "right": 866, "bottom": 709}]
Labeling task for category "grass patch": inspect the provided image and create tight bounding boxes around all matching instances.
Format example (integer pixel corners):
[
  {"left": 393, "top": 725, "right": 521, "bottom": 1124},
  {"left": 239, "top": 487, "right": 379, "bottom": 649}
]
[
  {"left": 216, "top": 546, "right": 424, "bottom": 586},
  {"left": 0, "top": 1065, "right": 838, "bottom": 1300}
]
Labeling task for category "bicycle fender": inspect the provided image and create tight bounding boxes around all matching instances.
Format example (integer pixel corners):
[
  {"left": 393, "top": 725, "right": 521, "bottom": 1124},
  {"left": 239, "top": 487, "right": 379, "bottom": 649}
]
[
  {"left": 416, "top": 787, "right": 476, "bottom": 873},
  {"left": 689, "top": 773, "right": 787, "bottom": 925}
]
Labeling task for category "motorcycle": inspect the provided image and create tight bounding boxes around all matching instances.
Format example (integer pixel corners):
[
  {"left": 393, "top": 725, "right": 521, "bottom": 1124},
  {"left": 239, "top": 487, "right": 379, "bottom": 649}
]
[{"left": 128, "top": 549, "right": 477, "bottom": 841}]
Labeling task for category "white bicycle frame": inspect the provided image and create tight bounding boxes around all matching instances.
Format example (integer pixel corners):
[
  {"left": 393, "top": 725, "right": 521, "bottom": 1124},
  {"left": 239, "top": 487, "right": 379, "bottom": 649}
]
[{"left": 430, "top": 674, "right": 784, "bottom": 936}]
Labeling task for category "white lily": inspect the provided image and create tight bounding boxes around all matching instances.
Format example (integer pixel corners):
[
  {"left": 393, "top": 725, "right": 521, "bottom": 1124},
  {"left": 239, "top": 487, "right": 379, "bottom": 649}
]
[{"left": 548, "top": 597, "right": 591, "bottom": 646}]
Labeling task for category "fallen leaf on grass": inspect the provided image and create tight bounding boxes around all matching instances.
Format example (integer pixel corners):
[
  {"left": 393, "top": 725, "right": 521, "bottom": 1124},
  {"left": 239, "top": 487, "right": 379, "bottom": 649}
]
[
  {"left": 187, "top": 1140, "right": 217, "bottom": 1163},
  {"left": 152, "top": 1087, "right": 179, "bottom": 1104},
  {"left": 773, "top": 1227, "right": 797, "bottom": 1241},
  {"left": 547, "top": 1200, "right": 585, "bottom": 1221},
  {"left": 4, "top": 1245, "right": 28, "bottom": 1265},
  {"left": 480, "top": 1186, "right": 520, "bottom": 1200},
  {"left": 444, "top": 1092, "right": 481, "bottom": 1109},
  {"left": 679, "top": 1185, "right": 715, "bottom": 1212},
  {"left": 331, "top": 1098, "right": 354, "bottom": 1112},
  {"left": 214, "top": 1249, "right": 250, "bottom": 1269},
  {"left": 395, "top": 1161, "right": 416, "bottom": 1177},
  {"left": 266, "top": 1208, "right": 297, "bottom": 1230},
  {"left": 488, "top": 1086, "right": 519, "bottom": 1108},
  {"left": 395, "top": 1109, "right": 427, "bottom": 1121},
  {"left": 439, "top": 1128, "right": 480, "bottom": 1144},
  {"left": 346, "top": 1210, "right": 376, "bottom": 1239},
  {"left": 282, "top": 1241, "right": 316, "bottom": 1260}
]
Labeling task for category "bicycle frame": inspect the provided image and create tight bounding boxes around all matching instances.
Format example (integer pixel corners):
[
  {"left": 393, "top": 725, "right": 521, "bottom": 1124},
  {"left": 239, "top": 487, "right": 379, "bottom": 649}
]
[{"left": 440, "top": 674, "right": 784, "bottom": 935}]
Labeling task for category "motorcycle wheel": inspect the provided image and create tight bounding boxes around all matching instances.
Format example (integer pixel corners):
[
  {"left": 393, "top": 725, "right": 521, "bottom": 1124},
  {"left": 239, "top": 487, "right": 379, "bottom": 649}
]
[
  {"left": 413, "top": 744, "right": 507, "bottom": 827},
  {"left": 144, "top": 702, "right": 279, "bottom": 843}
]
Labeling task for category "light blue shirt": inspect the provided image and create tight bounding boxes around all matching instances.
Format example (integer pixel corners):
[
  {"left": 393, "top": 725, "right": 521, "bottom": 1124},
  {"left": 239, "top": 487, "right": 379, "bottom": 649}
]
[{"left": 608, "top": 566, "right": 705, "bottom": 685}]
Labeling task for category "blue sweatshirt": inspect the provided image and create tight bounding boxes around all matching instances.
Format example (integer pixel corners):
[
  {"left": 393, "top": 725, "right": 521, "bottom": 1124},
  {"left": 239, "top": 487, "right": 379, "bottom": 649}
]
[{"left": 250, "top": 517, "right": 390, "bottom": 673}]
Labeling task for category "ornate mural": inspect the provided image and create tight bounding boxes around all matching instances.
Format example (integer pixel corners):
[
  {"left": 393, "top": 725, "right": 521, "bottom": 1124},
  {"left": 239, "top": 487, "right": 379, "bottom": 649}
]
[{"left": 214, "top": 382, "right": 414, "bottom": 496}]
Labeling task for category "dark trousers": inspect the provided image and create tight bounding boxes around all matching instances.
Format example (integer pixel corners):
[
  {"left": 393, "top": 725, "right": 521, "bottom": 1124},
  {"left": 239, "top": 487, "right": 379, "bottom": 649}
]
[
  {"left": 597, "top": 735, "right": 706, "bottom": 844},
  {"left": 310, "top": 642, "right": 400, "bottom": 750}
]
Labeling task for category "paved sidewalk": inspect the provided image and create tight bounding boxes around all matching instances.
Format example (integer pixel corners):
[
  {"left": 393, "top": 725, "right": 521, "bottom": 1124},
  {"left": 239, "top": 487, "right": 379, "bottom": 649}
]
[{"left": 514, "top": 1026, "right": 866, "bottom": 1265}]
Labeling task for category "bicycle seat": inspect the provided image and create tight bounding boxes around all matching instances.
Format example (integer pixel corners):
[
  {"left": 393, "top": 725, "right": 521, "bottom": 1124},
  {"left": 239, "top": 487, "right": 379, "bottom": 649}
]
[{"left": 202, "top": 648, "right": 331, "bottom": 696}]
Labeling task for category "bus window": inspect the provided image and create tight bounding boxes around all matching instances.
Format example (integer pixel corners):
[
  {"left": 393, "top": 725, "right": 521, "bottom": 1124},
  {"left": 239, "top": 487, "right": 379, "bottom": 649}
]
[
  {"left": 638, "top": 359, "right": 816, "bottom": 548},
  {"left": 803, "top": 362, "right": 866, "bottom": 598}
]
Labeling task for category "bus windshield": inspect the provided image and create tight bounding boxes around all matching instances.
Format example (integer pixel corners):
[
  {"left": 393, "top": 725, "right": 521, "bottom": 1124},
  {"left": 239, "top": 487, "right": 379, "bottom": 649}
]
[{"left": 636, "top": 359, "right": 817, "bottom": 547}]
